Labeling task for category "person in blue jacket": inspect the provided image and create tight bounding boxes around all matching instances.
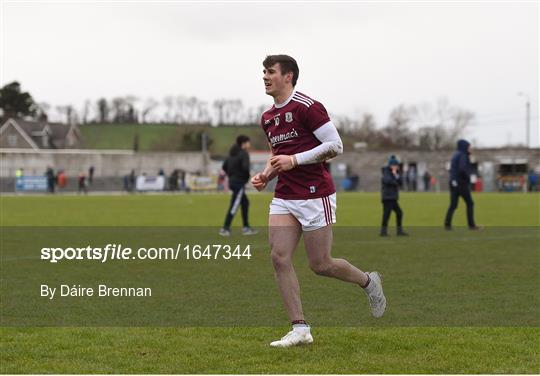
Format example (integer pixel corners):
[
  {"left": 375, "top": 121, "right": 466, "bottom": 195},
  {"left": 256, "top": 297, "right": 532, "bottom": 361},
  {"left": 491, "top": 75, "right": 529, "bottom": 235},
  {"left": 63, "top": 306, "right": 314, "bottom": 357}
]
[
  {"left": 380, "top": 155, "right": 408, "bottom": 237},
  {"left": 444, "top": 139, "right": 480, "bottom": 230}
]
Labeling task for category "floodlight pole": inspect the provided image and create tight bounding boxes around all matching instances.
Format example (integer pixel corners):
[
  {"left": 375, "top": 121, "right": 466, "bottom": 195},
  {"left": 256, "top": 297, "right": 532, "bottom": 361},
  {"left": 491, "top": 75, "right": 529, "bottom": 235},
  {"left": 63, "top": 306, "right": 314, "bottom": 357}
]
[
  {"left": 524, "top": 99, "right": 530, "bottom": 148},
  {"left": 201, "top": 132, "right": 208, "bottom": 174},
  {"left": 517, "top": 92, "right": 530, "bottom": 148}
]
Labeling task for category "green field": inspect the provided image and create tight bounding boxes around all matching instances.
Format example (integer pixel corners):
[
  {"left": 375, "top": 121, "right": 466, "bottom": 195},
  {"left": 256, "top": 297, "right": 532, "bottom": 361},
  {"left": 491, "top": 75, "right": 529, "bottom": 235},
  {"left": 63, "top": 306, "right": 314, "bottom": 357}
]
[
  {"left": 1, "top": 192, "right": 539, "bottom": 373},
  {"left": 79, "top": 124, "right": 267, "bottom": 155}
]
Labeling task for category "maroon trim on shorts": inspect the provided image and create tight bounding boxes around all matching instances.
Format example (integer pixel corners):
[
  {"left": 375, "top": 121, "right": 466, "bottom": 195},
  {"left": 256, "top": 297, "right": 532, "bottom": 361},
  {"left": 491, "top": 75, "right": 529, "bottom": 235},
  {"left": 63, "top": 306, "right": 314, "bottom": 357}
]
[
  {"left": 321, "top": 197, "right": 328, "bottom": 225},
  {"left": 327, "top": 197, "right": 332, "bottom": 224},
  {"left": 329, "top": 196, "right": 333, "bottom": 223},
  {"left": 323, "top": 196, "right": 332, "bottom": 225}
]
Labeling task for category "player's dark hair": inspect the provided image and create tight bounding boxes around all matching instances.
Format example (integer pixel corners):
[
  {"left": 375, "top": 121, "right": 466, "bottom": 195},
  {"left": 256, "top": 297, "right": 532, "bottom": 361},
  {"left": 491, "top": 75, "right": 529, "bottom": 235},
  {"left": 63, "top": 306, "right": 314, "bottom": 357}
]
[
  {"left": 263, "top": 55, "right": 299, "bottom": 86},
  {"left": 236, "top": 135, "right": 250, "bottom": 147},
  {"left": 229, "top": 135, "right": 250, "bottom": 156}
]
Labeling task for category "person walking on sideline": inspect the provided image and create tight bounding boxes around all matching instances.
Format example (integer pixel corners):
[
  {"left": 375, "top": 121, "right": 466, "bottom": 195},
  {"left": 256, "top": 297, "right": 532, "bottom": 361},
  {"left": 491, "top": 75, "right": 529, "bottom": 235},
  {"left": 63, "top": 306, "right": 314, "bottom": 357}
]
[
  {"left": 380, "top": 155, "right": 408, "bottom": 237},
  {"left": 219, "top": 135, "right": 257, "bottom": 236},
  {"left": 444, "top": 139, "right": 480, "bottom": 230}
]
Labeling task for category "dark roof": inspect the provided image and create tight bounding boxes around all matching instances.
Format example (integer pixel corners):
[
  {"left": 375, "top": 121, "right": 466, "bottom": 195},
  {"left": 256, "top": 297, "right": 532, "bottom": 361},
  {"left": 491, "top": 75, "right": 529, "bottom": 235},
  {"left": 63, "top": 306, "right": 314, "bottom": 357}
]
[{"left": 3, "top": 118, "right": 80, "bottom": 149}]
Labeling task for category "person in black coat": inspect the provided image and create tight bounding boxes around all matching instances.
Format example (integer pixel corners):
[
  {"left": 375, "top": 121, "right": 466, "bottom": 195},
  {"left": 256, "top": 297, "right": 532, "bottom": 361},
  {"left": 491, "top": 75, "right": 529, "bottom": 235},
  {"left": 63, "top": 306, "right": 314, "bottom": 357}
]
[
  {"left": 45, "top": 166, "right": 55, "bottom": 193},
  {"left": 219, "top": 135, "right": 257, "bottom": 236},
  {"left": 380, "top": 155, "right": 408, "bottom": 237},
  {"left": 444, "top": 139, "right": 480, "bottom": 230}
]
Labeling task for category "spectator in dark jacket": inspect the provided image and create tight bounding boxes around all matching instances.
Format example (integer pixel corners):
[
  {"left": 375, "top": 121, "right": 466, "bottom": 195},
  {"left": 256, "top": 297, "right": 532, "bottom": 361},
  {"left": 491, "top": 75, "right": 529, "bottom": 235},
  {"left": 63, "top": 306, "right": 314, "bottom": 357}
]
[
  {"left": 45, "top": 166, "right": 55, "bottom": 193},
  {"left": 219, "top": 135, "right": 257, "bottom": 236},
  {"left": 423, "top": 171, "right": 432, "bottom": 191},
  {"left": 128, "top": 170, "right": 136, "bottom": 192},
  {"left": 444, "top": 139, "right": 480, "bottom": 230},
  {"left": 78, "top": 172, "right": 87, "bottom": 194},
  {"left": 380, "top": 155, "right": 408, "bottom": 237},
  {"left": 528, "top": 170, "right": 538, "bottom": 192},
  {"left": 169, "top": 169, "right": 179, "bottom": 191},
  {"left": 88, "top": 166, "right": 94, "bottom": 185}
]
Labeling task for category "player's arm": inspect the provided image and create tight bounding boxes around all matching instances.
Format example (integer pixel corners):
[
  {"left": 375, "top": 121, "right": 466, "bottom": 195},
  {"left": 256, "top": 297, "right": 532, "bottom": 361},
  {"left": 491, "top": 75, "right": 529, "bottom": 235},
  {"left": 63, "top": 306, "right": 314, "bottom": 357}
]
[
  {"left": 270, "top": 121, "right": 343, "bottom": 172},
  {"left": 251, "top": 143, "right": 277, "bottom": 191}
]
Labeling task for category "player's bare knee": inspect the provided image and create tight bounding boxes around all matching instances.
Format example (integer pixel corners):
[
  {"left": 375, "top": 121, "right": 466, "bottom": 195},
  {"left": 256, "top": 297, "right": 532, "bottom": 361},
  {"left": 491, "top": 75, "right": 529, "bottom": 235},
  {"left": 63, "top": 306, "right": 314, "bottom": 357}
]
[
  {"left": 271, "top": 250, "right": 291, "bottom": 270},
  {"left": 309, "top": 259, "right": 333, "bottom": 276}
]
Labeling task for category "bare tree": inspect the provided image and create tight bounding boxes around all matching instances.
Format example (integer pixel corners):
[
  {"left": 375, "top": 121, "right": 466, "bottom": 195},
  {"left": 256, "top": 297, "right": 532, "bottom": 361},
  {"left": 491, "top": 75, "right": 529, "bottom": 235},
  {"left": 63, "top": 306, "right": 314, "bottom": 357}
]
[
  {"left": 141, "top": 97, "right": 159, "bottom": 124},
  {"left": 55, "top": 105, "right": 75, "bottom": 125},
  {"left": 333, "top": 114, "right": 355, "bottom": 133},
  {"left": 35, "top": 102, "right": 50, "bottom": 122},
  {"left": 383, "top": 104, "right": 415, "bottom": 148},
  {"left": 357, "top": 113, "right": 377, "bottom": 140},
  {"left": 171, "top": 96, "right": 207, "bottom": 124},
  {"left": 81, "top": 99, "right": 91, "bottom": 124},
  {"left": 448, "top": 108, "right": 474, "bottom": 141},
  {"left": 111, "top": 97, "right": 126, "bottom": 123},
  {"left": 412, "top": 98, "right": 475, "bottom": 150},
  {"left": 213, "top": 99, "right": 226, "bottom": 126},
  {"left": 185, "top": 96, "right": 199, "bottom": 123},
  {"left": 196, "top": 101, "right": 211, "bottom": 124},
  {"left": 227, "top": 99, "right": 244, "bottom": 125},
  {"left": 245, "top": 104, "right": 268, "bottom": 125},
  {"left": 124, "top": 95, "right": 139, "bottom": 123},
  {"left": 96, "top": 98, "right": 109, "bottom": 123},
  {"left": 173, "top": 95, "right": 187, "bottom": 123},
  {"left": 163, "top": 96, "right": 175, "bottom": 123}
]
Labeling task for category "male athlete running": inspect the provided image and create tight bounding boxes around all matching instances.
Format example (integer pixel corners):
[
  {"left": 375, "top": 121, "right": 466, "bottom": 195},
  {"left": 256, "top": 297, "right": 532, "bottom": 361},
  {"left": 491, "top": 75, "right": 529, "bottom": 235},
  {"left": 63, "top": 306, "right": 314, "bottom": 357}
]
[{"left": 251, "top": 55, "right": 386, "bottom": 347}]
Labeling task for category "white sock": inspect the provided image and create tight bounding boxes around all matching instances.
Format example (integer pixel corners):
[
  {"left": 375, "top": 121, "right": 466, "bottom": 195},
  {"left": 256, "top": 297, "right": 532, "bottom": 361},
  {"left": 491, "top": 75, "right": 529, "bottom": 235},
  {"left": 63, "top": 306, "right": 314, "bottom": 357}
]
[
  {"left": 292, "top": 324, "right": 310, "bottom": 331},
  {"left": 364, "top": 280, "right": 376, "bottom": 295}
]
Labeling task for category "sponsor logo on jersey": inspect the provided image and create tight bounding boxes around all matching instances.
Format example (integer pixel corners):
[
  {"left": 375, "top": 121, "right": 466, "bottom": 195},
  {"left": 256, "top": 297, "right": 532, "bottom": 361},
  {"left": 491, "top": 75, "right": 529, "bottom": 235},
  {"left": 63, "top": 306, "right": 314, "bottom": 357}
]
[
  {"left": 268, "top": 128, "right": 299, "bottom": 147},
  {"left": 285, "top": 112, "right": 293, "bottom": 123},
  {"left": 310, "top": 186, "right": 316, "bottom": 193},
  {"left": 264, "top": 119, "right": 271, "bottom": 125}
]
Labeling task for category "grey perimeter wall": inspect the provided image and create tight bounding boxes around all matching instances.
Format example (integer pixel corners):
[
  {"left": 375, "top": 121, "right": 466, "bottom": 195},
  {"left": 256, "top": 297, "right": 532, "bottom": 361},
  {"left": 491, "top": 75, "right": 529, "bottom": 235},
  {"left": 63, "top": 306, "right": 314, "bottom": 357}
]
[
  {"left": 337, "top": 148, "right": 540, "bottom": 192},
  {"left": 1, "top": 148, "right": 539, "bottom": 193},
  {"left": 0, "top": 149, "right": 207, "bottom": 192}
]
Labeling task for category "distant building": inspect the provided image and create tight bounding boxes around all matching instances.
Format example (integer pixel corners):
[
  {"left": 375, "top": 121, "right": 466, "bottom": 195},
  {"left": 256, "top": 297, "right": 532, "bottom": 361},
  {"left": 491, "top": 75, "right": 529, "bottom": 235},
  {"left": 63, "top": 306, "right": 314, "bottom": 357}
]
[{"left": 0, "top": 118, "right": 81, "bottom": 150}]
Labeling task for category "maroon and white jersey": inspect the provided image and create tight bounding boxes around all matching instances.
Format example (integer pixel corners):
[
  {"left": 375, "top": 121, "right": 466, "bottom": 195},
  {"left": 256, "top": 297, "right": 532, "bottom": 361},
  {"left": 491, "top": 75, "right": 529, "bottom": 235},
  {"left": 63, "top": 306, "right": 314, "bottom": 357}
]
[{"left": 261, "top": 90, "right": 336, "bottom": 200}]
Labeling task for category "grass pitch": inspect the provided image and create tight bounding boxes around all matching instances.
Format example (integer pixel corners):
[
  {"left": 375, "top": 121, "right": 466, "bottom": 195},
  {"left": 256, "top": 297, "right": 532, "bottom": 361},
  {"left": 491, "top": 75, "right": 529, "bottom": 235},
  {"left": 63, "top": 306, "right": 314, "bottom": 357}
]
[{"left": 1, "top": 192, "right": 539, "bottom": 373}]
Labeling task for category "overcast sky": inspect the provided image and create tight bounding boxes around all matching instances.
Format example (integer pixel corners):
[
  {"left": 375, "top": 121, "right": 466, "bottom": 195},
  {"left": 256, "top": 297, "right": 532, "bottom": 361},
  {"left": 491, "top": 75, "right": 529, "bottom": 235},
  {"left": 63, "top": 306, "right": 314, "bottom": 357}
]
[{"left": 1, "top": 1, "right": 538, "bottom": 147}]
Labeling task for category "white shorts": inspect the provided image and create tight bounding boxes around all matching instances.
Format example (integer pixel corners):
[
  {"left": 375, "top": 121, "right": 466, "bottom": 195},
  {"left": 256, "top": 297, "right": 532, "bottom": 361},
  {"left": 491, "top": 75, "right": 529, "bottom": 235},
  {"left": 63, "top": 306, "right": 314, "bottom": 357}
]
[{"left": 269, "top": 193, "right": 337, "bottom": 232}]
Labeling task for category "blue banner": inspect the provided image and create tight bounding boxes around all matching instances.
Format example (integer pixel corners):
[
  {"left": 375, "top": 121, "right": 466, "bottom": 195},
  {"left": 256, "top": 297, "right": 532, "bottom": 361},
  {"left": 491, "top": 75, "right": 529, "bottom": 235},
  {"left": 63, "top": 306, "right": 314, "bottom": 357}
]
[{"left": 15, "top": 176, "right": 48, "bottom": 192}]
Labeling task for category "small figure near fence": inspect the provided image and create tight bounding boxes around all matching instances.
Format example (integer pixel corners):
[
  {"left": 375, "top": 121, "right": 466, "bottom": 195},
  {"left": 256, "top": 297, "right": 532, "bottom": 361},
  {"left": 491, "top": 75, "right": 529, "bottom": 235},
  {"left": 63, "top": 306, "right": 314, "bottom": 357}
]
[{"left": 380, "top": 155, "right": 408, "bottom": 237}]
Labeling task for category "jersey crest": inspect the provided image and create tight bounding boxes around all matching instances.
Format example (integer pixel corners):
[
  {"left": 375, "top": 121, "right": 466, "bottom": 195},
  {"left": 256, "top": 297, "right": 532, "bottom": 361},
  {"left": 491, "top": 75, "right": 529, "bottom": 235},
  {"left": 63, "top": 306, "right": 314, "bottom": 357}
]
[{"left": 285, "top": 112, "right": 293, "bottom": 123}]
